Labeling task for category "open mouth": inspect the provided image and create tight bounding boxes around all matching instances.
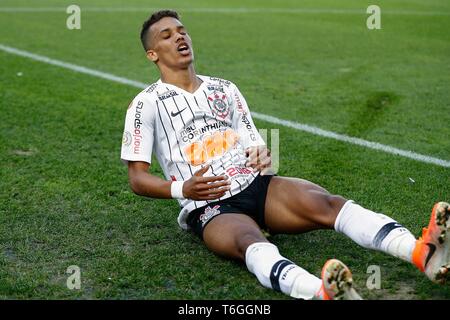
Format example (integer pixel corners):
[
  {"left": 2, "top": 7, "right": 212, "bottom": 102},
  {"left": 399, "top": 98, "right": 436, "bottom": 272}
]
[{"left": 177, "top": 43, "right": 190, "bottom": 54}]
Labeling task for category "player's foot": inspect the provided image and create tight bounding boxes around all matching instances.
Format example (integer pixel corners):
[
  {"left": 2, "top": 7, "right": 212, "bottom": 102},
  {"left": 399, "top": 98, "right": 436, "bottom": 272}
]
[
  {"left": 316, "top": 259, "right": 363, "bottom": 300},
  {"left": 412, "top": 202, "right": 450, "bottom": 284}
]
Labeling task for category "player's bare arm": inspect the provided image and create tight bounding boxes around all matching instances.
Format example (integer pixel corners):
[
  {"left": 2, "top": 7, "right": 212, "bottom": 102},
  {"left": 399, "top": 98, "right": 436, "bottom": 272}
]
[{"left": 128, "top": 162, "right": 231, "bottom": 200}]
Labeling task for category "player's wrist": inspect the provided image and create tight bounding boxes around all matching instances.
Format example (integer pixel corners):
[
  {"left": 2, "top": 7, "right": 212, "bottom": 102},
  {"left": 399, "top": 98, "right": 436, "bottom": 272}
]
[{"left": 170, "top": 181, "right": 185, "bottom": 199}]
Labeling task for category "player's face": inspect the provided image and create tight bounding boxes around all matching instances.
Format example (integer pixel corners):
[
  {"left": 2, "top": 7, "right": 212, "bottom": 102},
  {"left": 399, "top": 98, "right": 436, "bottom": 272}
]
[{"left": 147, "top": 17, "right": 194, "bottom": 69}]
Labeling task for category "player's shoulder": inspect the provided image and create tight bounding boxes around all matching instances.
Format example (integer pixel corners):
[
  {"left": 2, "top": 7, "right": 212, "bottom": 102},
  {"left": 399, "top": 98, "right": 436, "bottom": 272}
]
[
  {"left": 200, "top": 75, "right": 237, "bottom": 89},
  {"left": 125, "top": 81, "right": 162, "bottom": 113},
  {"left": 127, "top": 81, "right": 162, "bottom": 107},
  {"left": 137, "top": 81, "right": 163, "bottom": 100}
]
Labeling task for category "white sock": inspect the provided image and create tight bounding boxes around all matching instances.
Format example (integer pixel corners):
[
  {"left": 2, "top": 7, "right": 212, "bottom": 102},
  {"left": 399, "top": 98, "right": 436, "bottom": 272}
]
[
  {"left": 334, "top": 200, "right": 416, "bottom": 262},
  {"left": 245, "top": 242, "right": 322, "bottom": 300}
]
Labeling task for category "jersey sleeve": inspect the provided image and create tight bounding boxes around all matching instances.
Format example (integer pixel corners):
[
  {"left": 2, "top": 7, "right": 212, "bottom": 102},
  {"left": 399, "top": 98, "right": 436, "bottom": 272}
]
[
  {"left": 120, "top": 93, "right": 156, "bottom": 164},
  {"left": 230, "top": 83, "right": 266, "bottom": 148}
]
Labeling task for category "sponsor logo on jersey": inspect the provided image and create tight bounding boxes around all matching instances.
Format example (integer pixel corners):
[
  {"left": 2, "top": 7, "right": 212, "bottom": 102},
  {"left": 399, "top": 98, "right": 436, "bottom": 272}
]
[
  {"left": 184, "top": 129, "right": 239, "bottom": 166},
  {"left": 158, "top": 90, "right": 178, "bottom": 101},
  {"left": 208, "top": 91, "right": 230, "bottom": 119},
  {"left": 241, "top": 115, "right": 257, "bottom": 141},
  {"left": 180, "top": 120, "right": 232, "bottom": 143},
  {"left": 133, "top": 101, "right": 144, "bottom": 154},
  {"left": 234, "top": 93, "right": 246, "bottom": 114},
  {"left": 209, "top": 77, "right": 231, "bottom": 87},
  {"left": 207, "top": 85, "right": 225, "bottom": 93},
  {"left": 225, "top": 166, "right": 253, "bottom": 178},
  {"left": 145, "top": 83, "right": 158, "bottom": 93},
  {"left": 122, "top": 131, "right": 132, "bottom": 146},
  {"left": 199, "top": 205, "right": 221, "bottom": 226}
]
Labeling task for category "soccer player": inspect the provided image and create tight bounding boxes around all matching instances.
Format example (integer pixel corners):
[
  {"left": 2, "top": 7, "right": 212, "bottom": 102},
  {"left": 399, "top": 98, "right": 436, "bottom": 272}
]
[{"left": 120, "top": 10, "right": 449, "bottom": 300}]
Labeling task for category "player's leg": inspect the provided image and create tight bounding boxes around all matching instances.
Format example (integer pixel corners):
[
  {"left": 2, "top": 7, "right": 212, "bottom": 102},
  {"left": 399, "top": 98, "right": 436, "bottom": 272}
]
[
  {"left": 202, "top": 213, "right": 267, "bottom": 260},
  {"left": 201, "top": 213, "right": 360, "bottom": 299},
  {"left": 202, "top": 213, "right": 321, "bottom": 299},
  {"left": 334, "top": 199, "right": 450, "bottom": 283},
  {"left": 264, "top": 177, "right": 419, "bottom": 267},
  {"left": 263, "top": 177, "right": 346, "bottom": 232}
]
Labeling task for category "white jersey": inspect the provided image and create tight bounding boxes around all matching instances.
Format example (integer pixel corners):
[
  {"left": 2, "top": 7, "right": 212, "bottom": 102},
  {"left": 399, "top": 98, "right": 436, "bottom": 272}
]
[{"left": 120, "top": 75, "right": 265, "bottom": 230}]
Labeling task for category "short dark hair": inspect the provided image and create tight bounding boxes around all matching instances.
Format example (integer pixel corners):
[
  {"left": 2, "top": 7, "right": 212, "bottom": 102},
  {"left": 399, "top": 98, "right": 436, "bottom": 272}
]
[{"left": 140, "top": 10, "right": 180, "bottom": 51}]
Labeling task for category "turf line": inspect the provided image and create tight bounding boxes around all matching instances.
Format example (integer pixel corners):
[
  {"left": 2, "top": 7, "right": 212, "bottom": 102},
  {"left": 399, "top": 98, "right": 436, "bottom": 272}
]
[{"left": 1, "top": 43, "right": 449, "bottom": 168}]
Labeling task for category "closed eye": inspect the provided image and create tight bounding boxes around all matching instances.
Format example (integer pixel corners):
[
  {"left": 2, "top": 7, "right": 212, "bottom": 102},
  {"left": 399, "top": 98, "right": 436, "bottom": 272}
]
[{"left": 178, "top": 26, "right": 187, "bottom": 35}]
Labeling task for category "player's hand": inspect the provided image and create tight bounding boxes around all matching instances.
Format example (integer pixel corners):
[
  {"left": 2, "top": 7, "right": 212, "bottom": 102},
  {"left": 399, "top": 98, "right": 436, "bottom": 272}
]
[
  {"left": 245, "top": 146, "right": 272, "bottom": 175},
  {"left": 182, "top": 164, "right": 231, "bottom": 200}
]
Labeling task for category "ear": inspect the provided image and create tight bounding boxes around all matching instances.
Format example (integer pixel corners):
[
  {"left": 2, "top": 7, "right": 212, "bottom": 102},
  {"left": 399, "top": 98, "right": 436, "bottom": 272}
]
[{"left": 146, "top": 49, "right": 158, "bottom": 63}]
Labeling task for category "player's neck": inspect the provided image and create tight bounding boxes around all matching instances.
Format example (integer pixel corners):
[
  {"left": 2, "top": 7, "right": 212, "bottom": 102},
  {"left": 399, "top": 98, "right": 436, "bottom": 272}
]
[{"left": 160, "top": 66, "right": 201, "bottom": 93}]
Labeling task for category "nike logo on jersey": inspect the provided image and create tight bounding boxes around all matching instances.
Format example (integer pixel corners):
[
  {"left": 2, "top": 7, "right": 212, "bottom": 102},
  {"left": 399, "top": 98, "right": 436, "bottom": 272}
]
[
  {"left": 424, "top": 243, "right": 436, "bottom": 267},
  {"left": 171, "top": 108, "right": 186, "bottom": 117}
]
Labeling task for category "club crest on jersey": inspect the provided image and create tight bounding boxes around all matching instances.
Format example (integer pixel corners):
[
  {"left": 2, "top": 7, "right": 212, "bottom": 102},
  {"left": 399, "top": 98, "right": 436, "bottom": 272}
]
[
  {"left": 199, "top": 205, "right": 221, "bottom": 226},
  {"left": 207, "top": 91, "right": 230, "bottom": 119}
]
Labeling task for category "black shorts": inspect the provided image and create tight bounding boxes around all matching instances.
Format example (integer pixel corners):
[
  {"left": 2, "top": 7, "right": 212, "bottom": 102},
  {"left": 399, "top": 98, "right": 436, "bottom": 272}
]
[{"left": 186, "top": 174, "right": 274, "bottom": 240}]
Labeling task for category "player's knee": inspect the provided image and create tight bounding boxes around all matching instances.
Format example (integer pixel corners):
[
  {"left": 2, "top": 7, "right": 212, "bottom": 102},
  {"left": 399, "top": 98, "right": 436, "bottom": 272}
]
[
  {"left": 320, "top": 194, "right": 347, "bottom": 225},
  {"left": 326, "top": 194, "right": 347, "bottom": 213}
]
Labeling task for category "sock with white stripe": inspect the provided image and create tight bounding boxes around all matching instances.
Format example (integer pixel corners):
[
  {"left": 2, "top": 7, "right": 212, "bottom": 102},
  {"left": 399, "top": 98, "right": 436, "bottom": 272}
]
[
  {"left": 334, "top": 201, "right": 416, "bottom": 262},
  {"left": 245, "top": 242, "right": 322, "bottom": 299}
]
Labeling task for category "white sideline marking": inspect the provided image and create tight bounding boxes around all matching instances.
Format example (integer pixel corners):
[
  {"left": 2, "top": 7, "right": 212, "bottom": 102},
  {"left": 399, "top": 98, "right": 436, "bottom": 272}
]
[
  {"left": 251, "top": 112, "right": 450, "bottom": 168},
  {"left": 0, "top": 7, "right": 449, "bottom": 16},
  {"left": 0, "top": 44, "right": 148, "bottom": 88},
  {"left": 1, "top": 43, "right": 449, "bottom": 168}
]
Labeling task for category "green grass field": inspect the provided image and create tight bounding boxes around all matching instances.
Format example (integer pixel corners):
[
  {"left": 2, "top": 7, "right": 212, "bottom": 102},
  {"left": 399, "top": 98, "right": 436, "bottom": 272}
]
[{"left": 0, "top": 0, "right": 449, "bottom": 300}]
